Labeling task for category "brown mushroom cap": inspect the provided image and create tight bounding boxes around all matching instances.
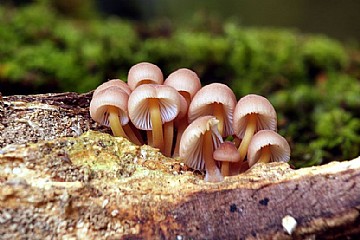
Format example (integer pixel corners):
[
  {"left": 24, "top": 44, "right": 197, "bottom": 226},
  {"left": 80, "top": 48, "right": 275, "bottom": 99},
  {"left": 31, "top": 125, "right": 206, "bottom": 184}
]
[
  {"left": 188, "top": 83, "right": 237, "bottom": 137},
  {"left": 128, "top": 84, "right": 180, "bottom": 130},
  {"left": 93, "top": 79, "right": 131, "bottom": 96},
  {"left": 247, "top": 130, "right": 290, "bottom": 167},
  {"left": 90, "top": 86, "right": 129, "bottom": 126},
  {"left": 180, "top": 116, "right": 223, "bottom": 170},
  {"left": 233, "top": 94, "right": 277, "bottom": 139},
  {"left": 213, "top": 141, "right": 241, "bottom": 163},
  {"left": 164, "top": 68, "right": 201, "bottom": 100},
  {"left": 127, "top": 62, "right": 163, "bottom": 90}
]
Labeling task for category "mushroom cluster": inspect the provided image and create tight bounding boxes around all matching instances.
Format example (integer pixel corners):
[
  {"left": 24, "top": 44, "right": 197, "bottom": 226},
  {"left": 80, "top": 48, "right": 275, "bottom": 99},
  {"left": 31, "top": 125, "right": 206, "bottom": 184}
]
[{"left": 90, "top": 62, "right": 290, "bottom": 182}]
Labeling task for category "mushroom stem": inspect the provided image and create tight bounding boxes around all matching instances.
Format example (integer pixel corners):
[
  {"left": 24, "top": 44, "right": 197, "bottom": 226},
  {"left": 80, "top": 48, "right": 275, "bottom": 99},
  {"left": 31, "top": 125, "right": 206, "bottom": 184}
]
[
  {"left": 163, "top": 121, "right": 174, "bottom": 157},
  {"left": 203, "top": 130, "right": 223, "bottom": 182},
  {"left": 173, "top": 118, "right": 187, "bottom": 157},
  {"left": 213, "top": 103, "right": 225, "bottom": 136},
  {"left": 147, "top": 131, "right": 153, "bottom": 145},
  {"left": 238, "top": 114, "right": 257, "bottom": 161},
  {"left": 257, "top": 145, "right": 271, "bottom": 163},
  {"left": 123, "top": 124, "right": 142, "bottom": 145},
  {"left": 108, "top": 106, "right": 128, "bottom": 138},
  {"left": 148, "top": 98, "right": 164, "bottom": 152},
  {"left": 130, "top": 122, "right": 145, "bottom": 144},
  {"left": 221, "top": 162, "right": 230, "bottom": 177}
]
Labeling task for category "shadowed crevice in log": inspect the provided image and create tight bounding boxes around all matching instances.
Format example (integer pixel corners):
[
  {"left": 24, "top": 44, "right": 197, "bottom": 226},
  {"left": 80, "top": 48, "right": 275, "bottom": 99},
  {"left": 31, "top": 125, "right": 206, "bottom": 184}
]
[{"left": 154, "top": 169, "right": 360, "bottom": 239}]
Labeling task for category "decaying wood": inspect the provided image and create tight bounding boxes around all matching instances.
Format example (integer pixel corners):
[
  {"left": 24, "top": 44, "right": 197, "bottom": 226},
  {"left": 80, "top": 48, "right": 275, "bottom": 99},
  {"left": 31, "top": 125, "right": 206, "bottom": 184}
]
[{"left": 0, "top": 91, "right": 359, "bottom": 239}]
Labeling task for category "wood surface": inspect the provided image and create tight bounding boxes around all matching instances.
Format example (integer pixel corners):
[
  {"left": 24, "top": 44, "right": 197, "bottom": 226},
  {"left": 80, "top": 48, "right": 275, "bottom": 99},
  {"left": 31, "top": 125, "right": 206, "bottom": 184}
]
[{"left": 0, "top": 92, "right": 359, "bottom": 239}]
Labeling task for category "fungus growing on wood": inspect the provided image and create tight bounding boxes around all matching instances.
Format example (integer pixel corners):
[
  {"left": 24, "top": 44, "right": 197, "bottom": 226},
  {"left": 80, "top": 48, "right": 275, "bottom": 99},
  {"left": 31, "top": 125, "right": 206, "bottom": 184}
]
[
  {"left": 180, "top": 116, "right": 223, "bottom": 182},
  {"left": 164, "top": 68, "right": 201, "bottom": 156},
  {"left": 127, "top": 62, "right": 164, "bottom": 91},
  {"left": 188, "top": 83, "right": 236, "bottom": 137},
  {"left": 213, "top": 141, "right": 241, "bottom": 176},
  {"left": 233, "top": 94, "right": 277, "bottom": 162},
  {"left": 247, "top": 130, "right": 290, "bottom": 167},
  {"left": 128, "top": 84, "right": 180, "bottom": 153},
  {"left": 90, "top": 86, "right": 141, "bottom": 145}
]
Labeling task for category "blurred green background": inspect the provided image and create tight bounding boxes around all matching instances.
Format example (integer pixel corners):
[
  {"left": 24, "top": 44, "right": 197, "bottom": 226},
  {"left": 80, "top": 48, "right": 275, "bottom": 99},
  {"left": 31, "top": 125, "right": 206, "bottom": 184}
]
[{"left": 0, "top": 0, "right": 360, "bottom": 168}]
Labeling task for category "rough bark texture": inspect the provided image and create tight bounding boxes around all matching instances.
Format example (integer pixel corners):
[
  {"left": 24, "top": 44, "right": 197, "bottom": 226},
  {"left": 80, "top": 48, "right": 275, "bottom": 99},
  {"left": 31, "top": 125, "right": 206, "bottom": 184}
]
[{"left": 0, "top": 91, "right": 359, "bottom": 239}]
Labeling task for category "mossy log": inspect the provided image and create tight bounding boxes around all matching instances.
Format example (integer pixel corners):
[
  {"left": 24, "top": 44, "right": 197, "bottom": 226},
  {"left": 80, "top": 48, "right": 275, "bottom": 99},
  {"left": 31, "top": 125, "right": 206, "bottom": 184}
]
[{"left": 0, "top": 91, "right": 359, "bottom": 239}]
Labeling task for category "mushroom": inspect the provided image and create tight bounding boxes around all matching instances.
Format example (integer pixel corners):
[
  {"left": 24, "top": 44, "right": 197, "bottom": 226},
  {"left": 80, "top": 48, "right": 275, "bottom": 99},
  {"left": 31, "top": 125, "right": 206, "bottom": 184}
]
[
  {"left": 128, "top": 84, "right": 180, "bottom": 153},
  {"left": 233, "top": 94, "right": 277, "bottom": 162},
  {"left": 164, "top": 68, "right": 201, "bottom": 156},
  {"left": 91, "top": 80, "right": 142, "bottom": 144},
  {"left": 180, "top": 116, "right": 224, "bottom": 182},
  {"left": 188, "top": 83, "right": 237, "bottom": 137},
  {"left": 164, "top": 68, "right": 201, "bottom": 106},
  {"left": 93, "top": 79, "right": 131, "bottom": 96},
  {"left": 213, "top": 141, "right": 241, "bottom": 176},
  {"left": 90, "top": 86, "right": 141, "bottom": 145},
  {"left": 127, "top": 62, "right": 164, "bottom": 91},
  {"left": 247, "top": 130, "right": 290, "bottom": 167}
]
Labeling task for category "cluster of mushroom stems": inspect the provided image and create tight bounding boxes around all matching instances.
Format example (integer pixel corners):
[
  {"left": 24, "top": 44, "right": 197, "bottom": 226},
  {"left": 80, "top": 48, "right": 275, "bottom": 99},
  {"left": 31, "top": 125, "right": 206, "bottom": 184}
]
[{"left": 90, "top": 62, "right": 290, "bottom": 182}]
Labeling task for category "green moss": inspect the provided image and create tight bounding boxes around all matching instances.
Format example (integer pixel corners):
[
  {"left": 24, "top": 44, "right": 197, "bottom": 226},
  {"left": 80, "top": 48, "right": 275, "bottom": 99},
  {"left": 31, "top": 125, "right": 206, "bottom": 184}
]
[
  {"left": 272, "top": 74, "right": 360, "bottom": 167},
  {"left": 321, "top": 73, "right": 360, "bottom": 110},
  {"left": 0, "top": 3, "right": 136, "bottom": 92},
  {"left": 301, "top": 36, "right": 349, "bottom": 72},
  {"left": 312, "top": 108, "right": 360, "bottom": 162}
]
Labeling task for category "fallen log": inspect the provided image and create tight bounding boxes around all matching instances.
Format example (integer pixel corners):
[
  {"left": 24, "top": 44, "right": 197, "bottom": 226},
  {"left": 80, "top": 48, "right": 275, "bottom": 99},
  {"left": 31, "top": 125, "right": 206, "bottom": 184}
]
[{"left": 0, "top": 92, "right": 359, "bottom": 239}]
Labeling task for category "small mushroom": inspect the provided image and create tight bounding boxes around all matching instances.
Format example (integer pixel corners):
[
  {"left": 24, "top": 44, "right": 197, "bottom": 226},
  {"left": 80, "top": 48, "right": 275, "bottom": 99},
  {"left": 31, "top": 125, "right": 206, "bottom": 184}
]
[
  {"left": 91, "top": 81, "right": 142, "bottom": 145},
  {"left": 90, "top": 86, "right": 140, "bottom": 143},
  {"left": 128, "top": 84, "right": 180, "bottom": 153},
  {"left": 213, "top": 141, "right": 241, "bottom": 176},
  {"left": 164, "top": 68, "right": 201, "bottom": 106},
  {"left": 180, "top": 116, "right": 223, "bottom": 182},
  {"left": 188, "top": 83, "right": 237, "bottom": 137},
  {"left": 127, "top": 62, "right": 164, "bottom": 91},
  {"left": 247, "top": 130, "right": 290, "bottom": 167},
  {"left": 164, "top": 68, "right": 201, "bottom": 156},
  {"left": 233, "top": 94, "right": 277, "bottom": 162}
]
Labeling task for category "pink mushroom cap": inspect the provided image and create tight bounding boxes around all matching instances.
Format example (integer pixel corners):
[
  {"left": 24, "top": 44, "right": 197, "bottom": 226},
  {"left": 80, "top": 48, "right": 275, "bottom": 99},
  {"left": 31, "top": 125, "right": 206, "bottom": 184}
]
[
  {"left": 90, "top": 86, "right": 129, "bottom": 126},
  {"left": 247, "top": 130, "right": 290, "bottom": 167},
  {"left": 127, "top": 62, "right": 164, "bottom": 90},
  {"left": 213, "top": 141, "right": 241, "bottom": 163},
  {"left": 233, "top": 94, "right": 277, "bottom": 139}
]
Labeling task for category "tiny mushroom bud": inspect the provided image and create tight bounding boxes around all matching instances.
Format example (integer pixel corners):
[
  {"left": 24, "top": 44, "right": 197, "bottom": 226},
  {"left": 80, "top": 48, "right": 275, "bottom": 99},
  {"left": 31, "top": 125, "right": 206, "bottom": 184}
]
[
  {"left": 213, "top": 141, "right": 241, "bottom": 177},
  {"left": 188, "top": 83, "right": 237, "bottom": 137},
  {"left": 180, "top": 116, "right": 224, "bottom": 182},
  {"left": 282, "top": 215, "right": 297, "bottom": 235},
  {"left": 247, "top": 130, "right": 290, "bottom": 167},
  {"left": 233, "top": 94, "right": 277, "bottom": 162},
  {"left": 128, "top": 84, "right": 180, "bottom": 153},
  {"left": 127, "top": 62, "right": 164, "bottom": 91}
]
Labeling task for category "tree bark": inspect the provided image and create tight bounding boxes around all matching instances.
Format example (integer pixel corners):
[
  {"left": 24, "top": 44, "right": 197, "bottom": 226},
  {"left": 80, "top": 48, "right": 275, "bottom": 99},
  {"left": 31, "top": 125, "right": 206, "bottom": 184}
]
[{"left": 0, "top": 92, "right": 359, "bottom": 239}]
